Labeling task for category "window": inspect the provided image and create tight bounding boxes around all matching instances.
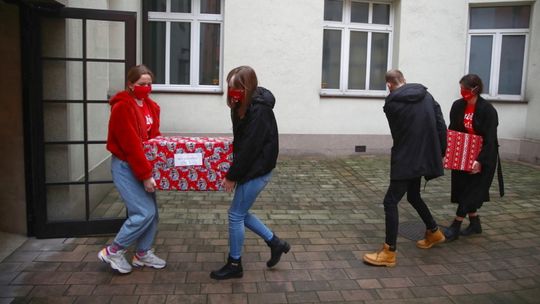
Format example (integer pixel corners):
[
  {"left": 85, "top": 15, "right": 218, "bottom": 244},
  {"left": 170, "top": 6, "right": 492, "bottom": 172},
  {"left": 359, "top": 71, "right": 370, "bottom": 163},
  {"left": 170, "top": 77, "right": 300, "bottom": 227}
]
[
  {"left": 321, "top": 0, "right": 393, "bottom": 97},
  {"left": 143, "top": 0, "right": 223, "bottom": 92},
  {"left": 467, "top": 5, "right": 531, "bottom": 101}
]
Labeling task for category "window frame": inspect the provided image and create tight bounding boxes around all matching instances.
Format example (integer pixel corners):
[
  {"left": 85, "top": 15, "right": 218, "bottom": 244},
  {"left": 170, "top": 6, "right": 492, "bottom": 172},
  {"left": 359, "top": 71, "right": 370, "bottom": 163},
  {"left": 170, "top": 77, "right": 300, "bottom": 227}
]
[
  {"left": 321, "top": 0, "right": 393, "bottom": 98},
  {"left": 143, "top": 0, "right": 224, "bottom": 93},
  {"left": 466, "top": 6, "right": 530, "bottom": 102}
]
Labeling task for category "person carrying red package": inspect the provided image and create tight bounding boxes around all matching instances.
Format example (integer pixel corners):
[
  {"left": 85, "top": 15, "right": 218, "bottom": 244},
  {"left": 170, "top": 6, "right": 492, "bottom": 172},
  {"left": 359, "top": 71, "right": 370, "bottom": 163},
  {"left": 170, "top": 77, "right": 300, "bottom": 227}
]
[
  {"left": 98, "top": 64, "right": 166, "bottom": 274},
  {"left": 444, "top": 74, "right": 503, "bottom": 241},
  {"left": 210, "top": 66, "right": 290, "bottom": 280}
]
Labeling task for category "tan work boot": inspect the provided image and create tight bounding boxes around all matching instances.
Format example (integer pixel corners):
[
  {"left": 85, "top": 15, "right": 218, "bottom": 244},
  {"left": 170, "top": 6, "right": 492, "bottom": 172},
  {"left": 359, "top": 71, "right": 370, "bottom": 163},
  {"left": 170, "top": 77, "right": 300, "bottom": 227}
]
[
  {"left": 363, "top": 243, "right": 396, "bottom": 267},
  {"left": 416, "top": 228, "right": 445, "bottom": 249}
]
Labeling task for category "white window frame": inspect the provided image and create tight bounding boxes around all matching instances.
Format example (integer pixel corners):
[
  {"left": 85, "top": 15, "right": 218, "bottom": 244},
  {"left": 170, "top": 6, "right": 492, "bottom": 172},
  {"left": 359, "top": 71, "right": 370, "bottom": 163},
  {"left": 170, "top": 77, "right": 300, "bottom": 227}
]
[
  {"left": 146, "top": 0, "right": 224, "bottom": 93},
  {"left": 466, "top": 8, "right": 530, "bottom": 102},
  {"left": 321, "top": 0, "right": 393, "bottom": 98}
]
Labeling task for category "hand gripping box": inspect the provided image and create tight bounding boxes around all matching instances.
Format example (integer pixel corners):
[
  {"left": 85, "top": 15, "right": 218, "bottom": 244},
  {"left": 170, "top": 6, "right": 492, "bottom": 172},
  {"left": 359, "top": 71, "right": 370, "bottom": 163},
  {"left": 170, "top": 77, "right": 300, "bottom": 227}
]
[
  {"left": 144, "top": 136, "right": 233, "bottom": 191},
  {"left": 443, "top": 129, "right": 483, "bottom": 172}
]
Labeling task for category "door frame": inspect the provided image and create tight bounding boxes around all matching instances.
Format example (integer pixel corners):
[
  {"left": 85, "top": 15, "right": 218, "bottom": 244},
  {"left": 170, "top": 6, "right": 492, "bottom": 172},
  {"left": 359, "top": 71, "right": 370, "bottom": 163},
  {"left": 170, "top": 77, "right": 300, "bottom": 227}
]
[{"left": 21, "top": 5, "right": 136, "bottom": 238}]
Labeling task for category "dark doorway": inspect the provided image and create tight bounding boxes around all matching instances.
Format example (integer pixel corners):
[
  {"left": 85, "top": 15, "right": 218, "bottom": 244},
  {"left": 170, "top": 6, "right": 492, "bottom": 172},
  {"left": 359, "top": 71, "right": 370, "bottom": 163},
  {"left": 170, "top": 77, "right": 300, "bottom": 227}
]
[{"left": 23, "top": 6, "right": 136, "bottom": 237}]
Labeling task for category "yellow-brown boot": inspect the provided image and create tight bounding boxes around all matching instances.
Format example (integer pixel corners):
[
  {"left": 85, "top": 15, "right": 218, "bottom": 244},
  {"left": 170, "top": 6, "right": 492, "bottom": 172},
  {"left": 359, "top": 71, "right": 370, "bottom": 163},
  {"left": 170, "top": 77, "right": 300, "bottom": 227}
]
[
  {"left": 416, "top": 228, "right": 445, "bottom": 249},
  {"left": 363, "top": 243, "right": 396, "bottom": 267}
]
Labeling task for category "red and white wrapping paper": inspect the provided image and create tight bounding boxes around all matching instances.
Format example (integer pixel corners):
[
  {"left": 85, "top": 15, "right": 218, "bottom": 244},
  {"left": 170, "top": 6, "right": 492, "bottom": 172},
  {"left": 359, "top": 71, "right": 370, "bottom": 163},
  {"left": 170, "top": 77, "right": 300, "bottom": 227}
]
[
  {"left": 144, "top": 136, "right": 233, "bottom": 191},
  {"left": 443, "top": 130, "right": 483, "bottom": 172}
]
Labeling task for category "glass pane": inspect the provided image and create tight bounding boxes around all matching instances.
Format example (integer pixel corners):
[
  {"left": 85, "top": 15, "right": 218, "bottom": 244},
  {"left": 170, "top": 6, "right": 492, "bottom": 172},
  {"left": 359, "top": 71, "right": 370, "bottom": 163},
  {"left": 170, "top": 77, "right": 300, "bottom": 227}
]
[
  {"left": 322, "top": 29, "right": 342, "bottom": 89},
  {"left": 200, "top": 23, "right": 220, "bottom": 85},
  {"left": 373, "top": 4, "right": 390, "bottom": 25},
  {"left": 87, "top": 103, "right": 110, "bottom": 141},
  {"left": 348, "top": 31, "right": 368, "bottom": 90},
  {"left": 470, "top": 6, "right": 531, "bottom": 29},
  {"left": 469, "top": 36, "right": 493, "bottom": 93},
  {"left": 44, "top": 103, "right": 84, "bottom": 142},
  {"left": 42, "top": 60, "right": 83, "bottom": 100},
  {"left": 46, "top": 185, "right": 86, "bottom": 221},
  {"left": 498, "top": 35, "right": 525, "bottom": 95},
  {"left": 148, "top": 0, "right": 166, "bottom": 11},
  {"left": 172, "top": 0, "right": 191, "bottom": 13},
  {"left": 369, "top": 32, "right": 389, "bottom": 90},
  {"left": 86, "top": 20, "right": 125, "bottom": 60},
  {"left": 89, "top": 184, "right": 125, "bottom": 220},
  {"left": 87, "top": 62, "right": 125, "bottom": 100},
  {"left": 170, "top": 22, "right": 191, "bottom": 85},
  {"left": 88, "top": 144, "right": 112, "bottom": 181},
  {"left": 45, "top": 144, "right": 85, "bottom": 183},
  {"left": 351, "top": 2, "right": 368, "bottom": 23},
  {"left": 145, "top": 21, "right": 166, "bottom": 84},
  {"left": 41, "top": 18, "right": 82, "bottom": 58},
  {"left": 201, "top": 0, "right": 220, "bottom": 14},
  {"left": 324, "top": 0, "right": 343, "bottom": 21}
]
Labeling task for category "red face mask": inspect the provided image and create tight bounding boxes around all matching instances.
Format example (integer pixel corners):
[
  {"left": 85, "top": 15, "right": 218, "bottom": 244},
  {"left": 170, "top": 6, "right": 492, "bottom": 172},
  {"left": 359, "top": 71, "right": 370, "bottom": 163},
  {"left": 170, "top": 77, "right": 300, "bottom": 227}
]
[
  {"left": 228, "top": 88, "right": 245, "bottom": 101},
  {"left": 133, "top": 84, "right": 152, "bottom": 99},
  {"left": 460, "top": 87, "right": 476, "bottom": 101}
]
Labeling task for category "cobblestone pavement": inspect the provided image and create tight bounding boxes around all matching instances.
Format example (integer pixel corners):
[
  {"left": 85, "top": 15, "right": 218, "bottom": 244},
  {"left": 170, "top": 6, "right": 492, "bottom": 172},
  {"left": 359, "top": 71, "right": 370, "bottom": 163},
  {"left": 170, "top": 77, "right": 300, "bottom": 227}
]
[{"left": 1, "top": 155, "right": 540, "bottom": 303}]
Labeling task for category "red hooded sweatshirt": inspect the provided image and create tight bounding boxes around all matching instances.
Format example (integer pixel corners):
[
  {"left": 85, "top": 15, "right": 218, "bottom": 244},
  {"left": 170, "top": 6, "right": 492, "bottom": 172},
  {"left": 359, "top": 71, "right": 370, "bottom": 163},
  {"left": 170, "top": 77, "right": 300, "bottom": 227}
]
[{"left": 106, "top": 91, "right": 161, "bottom": 181}]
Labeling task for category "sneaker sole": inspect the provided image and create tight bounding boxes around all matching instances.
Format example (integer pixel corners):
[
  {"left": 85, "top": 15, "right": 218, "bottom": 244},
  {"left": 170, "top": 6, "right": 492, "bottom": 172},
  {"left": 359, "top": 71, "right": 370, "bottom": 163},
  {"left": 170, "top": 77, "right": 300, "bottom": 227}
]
[
  {"left": 132, "top": 260, "right": 166, "bottom": 269},
  {"left": 98, "top": 251, "right": 132, "bottom": 274}
]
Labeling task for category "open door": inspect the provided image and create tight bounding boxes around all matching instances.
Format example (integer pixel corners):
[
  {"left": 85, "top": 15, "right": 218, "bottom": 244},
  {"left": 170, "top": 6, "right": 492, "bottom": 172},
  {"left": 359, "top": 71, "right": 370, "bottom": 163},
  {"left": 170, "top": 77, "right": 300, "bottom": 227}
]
[{"left": 23, "top": 7, "right": 136, "bottom": 237}]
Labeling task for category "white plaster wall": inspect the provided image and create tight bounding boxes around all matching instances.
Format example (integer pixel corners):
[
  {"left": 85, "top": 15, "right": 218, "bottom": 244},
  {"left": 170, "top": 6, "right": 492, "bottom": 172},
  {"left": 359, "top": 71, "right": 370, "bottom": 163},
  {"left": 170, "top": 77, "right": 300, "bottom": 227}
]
[{"left": 63, "top": 0, "right": 537, "bottom": 143}]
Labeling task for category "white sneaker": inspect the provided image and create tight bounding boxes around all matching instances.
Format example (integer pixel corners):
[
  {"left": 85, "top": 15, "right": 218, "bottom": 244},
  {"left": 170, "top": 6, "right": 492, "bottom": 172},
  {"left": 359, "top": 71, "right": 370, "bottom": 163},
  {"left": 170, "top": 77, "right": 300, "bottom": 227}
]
[
  {"left": 98, "top": 247, "right": 132, "bottom": 274},
  {"left": 132, "top": 249, "right": 166, "bottom": 269}
]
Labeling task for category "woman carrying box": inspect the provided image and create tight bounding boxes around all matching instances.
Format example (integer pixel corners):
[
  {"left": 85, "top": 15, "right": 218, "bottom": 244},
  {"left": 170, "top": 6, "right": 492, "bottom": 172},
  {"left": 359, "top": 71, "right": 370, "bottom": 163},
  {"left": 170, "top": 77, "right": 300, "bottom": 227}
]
[
  {"left": 210, "top": 66, "right": 290, "bottom": 280},
  {"left": 98, "top": 64, "right": 166, "bottom": 273},
  {"left": 444, "top": 74, "right": 502, "bottom": 241}
]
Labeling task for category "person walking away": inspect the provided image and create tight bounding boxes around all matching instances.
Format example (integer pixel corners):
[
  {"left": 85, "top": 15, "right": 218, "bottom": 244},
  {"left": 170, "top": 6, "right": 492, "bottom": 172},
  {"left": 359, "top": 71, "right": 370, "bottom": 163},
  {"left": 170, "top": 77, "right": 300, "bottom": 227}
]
[{"left": 363, "top": 69, "right": 447, "bottom": 267}]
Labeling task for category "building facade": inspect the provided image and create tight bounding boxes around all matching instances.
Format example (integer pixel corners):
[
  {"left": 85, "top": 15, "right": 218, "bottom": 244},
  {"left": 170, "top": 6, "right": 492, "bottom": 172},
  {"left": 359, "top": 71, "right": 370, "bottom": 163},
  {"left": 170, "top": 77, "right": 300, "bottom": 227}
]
[{"left": 1, "top": 0, "right": 539, "bottom": 236}]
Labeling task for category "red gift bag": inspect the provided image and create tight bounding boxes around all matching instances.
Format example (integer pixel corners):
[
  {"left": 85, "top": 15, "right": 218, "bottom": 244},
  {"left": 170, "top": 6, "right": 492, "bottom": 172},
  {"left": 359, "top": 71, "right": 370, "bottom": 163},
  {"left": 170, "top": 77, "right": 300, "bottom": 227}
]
[
  {"left": 443, "top": 130, "right": 483, "bottom": 172},
  {"left": 144, "top": 136, "right": 233, "bottom": 191}
]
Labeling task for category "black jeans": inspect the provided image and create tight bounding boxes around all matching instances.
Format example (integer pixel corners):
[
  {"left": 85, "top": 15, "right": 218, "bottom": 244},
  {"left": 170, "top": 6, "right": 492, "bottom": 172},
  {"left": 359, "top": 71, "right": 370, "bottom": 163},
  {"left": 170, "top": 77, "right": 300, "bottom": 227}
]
[
  {"left": 383, "top": 177, "right": 438, "bottom": 247},
  {"left": 456, "top": 204, "right": 478, "bottom": 218}
]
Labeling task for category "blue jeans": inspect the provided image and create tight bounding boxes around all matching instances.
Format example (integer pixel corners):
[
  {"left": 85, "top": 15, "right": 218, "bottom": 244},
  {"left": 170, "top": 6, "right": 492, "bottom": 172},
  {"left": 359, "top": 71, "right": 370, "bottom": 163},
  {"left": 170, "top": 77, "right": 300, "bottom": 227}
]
[
  {"left": 228, "top": 172, "right": 274, "bottom": 259},
  {"left": 111, "top": 156, "right": 159, "bottom": 252}
]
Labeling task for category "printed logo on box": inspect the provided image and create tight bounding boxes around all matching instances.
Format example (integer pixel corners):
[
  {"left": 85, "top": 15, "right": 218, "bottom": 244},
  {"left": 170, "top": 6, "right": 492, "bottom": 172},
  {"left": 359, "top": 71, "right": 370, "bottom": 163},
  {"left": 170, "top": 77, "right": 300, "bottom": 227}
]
[{"left": 174, "top": 153, "right": 203, "bottom": 167}]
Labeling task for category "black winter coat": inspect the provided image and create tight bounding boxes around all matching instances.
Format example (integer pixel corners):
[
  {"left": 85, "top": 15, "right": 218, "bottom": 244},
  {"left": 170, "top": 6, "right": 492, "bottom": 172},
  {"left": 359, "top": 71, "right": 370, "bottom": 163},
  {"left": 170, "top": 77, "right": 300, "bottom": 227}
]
[
  {"left": 384, "top": 83, "right": 447, "bottom": 180},
  {"left": 226, "top": 87, "right": 279, "bottom": 184},
  {"left": 449, "top": 97, "right": 499, "bottom": 206}
]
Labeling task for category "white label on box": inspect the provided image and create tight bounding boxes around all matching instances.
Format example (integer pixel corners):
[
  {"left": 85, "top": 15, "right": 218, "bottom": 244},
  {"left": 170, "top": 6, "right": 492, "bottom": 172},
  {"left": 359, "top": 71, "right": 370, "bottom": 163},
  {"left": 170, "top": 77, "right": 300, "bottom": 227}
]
[{"left": 174, "top": 153, "right": 203, "bottom": 166}]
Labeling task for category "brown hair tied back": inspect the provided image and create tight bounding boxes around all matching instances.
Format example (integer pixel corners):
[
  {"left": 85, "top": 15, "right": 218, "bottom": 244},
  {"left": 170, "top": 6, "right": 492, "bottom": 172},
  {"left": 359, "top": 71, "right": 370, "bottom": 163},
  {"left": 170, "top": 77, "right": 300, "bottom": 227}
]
[
  {"left": 459, "top": 74, "right": 484, "bottom": 94},
  {"left": 126, "top": 64, "right": 155, "bottom": 90}
]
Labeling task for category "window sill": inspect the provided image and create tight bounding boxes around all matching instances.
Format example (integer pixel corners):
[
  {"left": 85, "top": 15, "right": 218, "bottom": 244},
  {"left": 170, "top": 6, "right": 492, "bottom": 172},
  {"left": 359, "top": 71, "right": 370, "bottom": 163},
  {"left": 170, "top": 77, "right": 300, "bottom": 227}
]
[
  {"left": 320, "top": 90, "right": 387, "bottom": 99},
  {"left": 151, "top": 85, "right": 223, "bottom": 95},
  {"left": 483, "top": 96, "right": 528, "bottom": 104}
]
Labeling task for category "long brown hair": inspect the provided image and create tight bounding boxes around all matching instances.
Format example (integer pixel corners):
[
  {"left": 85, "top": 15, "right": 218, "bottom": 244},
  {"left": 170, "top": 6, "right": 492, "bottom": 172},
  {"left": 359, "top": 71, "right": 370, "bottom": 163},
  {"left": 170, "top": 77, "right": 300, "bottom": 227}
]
[
  {"left": 126, "top": 64, "right": 155, "bottom": 90},
  {"left": 226, "top": 66, "right": 258, "bottom": 118}
]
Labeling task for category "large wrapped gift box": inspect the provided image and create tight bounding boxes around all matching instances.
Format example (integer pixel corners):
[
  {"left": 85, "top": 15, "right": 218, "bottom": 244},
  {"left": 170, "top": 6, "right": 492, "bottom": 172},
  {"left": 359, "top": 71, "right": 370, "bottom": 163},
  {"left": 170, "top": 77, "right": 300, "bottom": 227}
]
[
  {"left": 144, "top": 136, "right": 233, "bottom": 191},
  {"left": 443, "top": 129, "right": 483, "bottom": 172}
]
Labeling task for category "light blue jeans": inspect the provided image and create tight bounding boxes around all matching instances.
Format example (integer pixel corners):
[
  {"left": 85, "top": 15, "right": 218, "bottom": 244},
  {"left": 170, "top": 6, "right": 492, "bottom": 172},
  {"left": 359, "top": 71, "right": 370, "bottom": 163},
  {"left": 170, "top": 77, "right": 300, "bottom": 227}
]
[
  {"left": 229, "top": 172, "right": 274, "bottom": 259},
  {"left": 111, "top": 156, "right": 158, "bottom": 252}
]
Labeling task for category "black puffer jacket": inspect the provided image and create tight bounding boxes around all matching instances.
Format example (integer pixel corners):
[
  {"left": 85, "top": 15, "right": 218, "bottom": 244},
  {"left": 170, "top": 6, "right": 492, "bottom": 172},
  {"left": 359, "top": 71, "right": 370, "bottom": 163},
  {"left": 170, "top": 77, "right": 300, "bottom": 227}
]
[
  {"left": 226, "top": 87, "right": 279, "bottom": 184},
  {"left": 384, "top": 83, "right": 447, "bottom": 180}
]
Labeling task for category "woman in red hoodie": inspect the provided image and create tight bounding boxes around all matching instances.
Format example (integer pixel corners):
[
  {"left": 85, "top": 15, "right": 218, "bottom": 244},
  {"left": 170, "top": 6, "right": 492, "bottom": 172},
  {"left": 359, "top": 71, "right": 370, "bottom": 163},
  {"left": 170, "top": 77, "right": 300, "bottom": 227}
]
[{"left": 98, "top": 64, "right": 166, "bottom": 274}]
